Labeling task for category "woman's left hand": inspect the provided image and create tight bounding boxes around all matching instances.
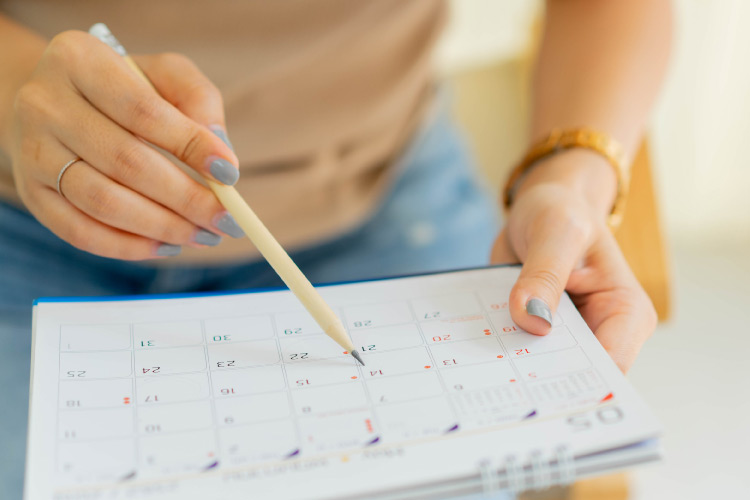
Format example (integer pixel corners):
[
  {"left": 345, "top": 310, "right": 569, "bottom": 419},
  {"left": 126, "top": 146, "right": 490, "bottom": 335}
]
[{"left": 490, "top": 154, "right": 657, "bottom": 373}]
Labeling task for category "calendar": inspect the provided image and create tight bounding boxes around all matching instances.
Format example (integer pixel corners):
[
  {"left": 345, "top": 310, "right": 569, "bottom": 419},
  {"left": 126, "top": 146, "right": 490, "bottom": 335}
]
[{"left": 25, "top": 266, "right": 662, "bottom": 500}]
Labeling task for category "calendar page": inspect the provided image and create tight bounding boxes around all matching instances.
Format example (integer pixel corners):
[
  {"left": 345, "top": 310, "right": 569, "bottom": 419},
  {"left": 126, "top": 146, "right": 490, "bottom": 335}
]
[{"left": 25, "top": 266, "right": 661, "bottom": 500}]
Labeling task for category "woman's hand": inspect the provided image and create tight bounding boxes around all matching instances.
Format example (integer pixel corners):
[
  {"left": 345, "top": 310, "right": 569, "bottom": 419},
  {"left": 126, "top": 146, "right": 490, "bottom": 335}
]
[
  {"left": 491, "top": 151, "right": 657, "bottom": 373},
  {"left": 6, "top": 30, "right": 243, "bottom": 260}
]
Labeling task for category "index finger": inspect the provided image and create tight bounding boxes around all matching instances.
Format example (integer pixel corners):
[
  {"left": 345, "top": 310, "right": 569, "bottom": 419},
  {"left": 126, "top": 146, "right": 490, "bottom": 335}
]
[{"left": 63, "top": 31, "right": 238, "bottom": 185}]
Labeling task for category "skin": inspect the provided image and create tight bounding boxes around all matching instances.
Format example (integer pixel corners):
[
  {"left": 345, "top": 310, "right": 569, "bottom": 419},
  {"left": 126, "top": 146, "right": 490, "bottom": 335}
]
[
  {"left": 0, "top": 24, "right": 239, "bottom": 259},
  {"left": 493, "top": 0, "right": 672, "bottom": 372},
  {"left": 0, "top": 0, "right": 672, "bottom": 372}
]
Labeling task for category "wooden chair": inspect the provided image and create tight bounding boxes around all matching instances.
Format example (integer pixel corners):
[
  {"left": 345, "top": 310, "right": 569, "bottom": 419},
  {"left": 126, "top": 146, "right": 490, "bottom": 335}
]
[{"left": 614, "top": 141, "right": 671, "bottom": 321}]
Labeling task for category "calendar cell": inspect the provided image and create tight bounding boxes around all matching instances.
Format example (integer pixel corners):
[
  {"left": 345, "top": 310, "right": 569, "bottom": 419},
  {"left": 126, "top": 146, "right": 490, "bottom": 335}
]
[
  {"left": 58, "top": 408, "right": 133, "bottom": 440},
  {"left": 487, "top": 310, "right": 525, "bottom": 335},
  {"left": 60, "top": 324, "right": 130, "bottom": 351},
  {"left": 366, "top": 371, "right": 444, "bottom": 404},
  {"left": 59, "top": 378, "right": 133, "bottom": 409},
  {"left": 135, "top": 372, "right": 209, "bottom": 404},
  {"left": 451, "top": 385, "right": 531, "bottom": 427},
  {"left": 134, "top": 320, "right": 202, "bottom": 348},
  {"left": 211, "top": 365, "right": 286, "bottom": 396},
  {"left": 275, "top": 310, "right": 326, "bottom": 337},
  {"left": 422, "top": 315, "right": 494, "bottom": 343},
  {"left": 440, "top": 361, "right": 519, "bottom": 392},
  {"left": 139, "top": 429, "right": 217, "bottom": 474},
  {"left": 412, "top": 293, "right": 481, "bottom": 320},
  {"left": 215, "top": 392, "right": 290, "bottom": 426},
  {"left": 489, "top": 309, "right": 562, "bottom": 331},
  {"left": 280, "top": 335, "right": 348, "bottom": 362},
  {"left": 350, "top": 323, "right": 423, "bottom": 352},
  {"left": 501, "top": 326, "right": 576, "bottom": 357},
  {"left": 291, "top": 382, "right": 368, "bottom": 415},
  {"left": 60, "top": 351, "right": 132, "bottom": 379},
  {"left": 344, "top": 301, "right": 412, "bottom": 329},
  {"left": 135, "top": 346, "right": 206, "bottom": 376},
  {"left": 429, "top": 337, "right": 505, "bottom": 368},
  {"left": 57, "top": 438, "right": 135, "bottom": 483},
  {"left": 362, "top": 347, "right": 433, "bottom": 377},
  {"left": 219, "top": 420, "right": 297, "bottom": 465},
  {"left": 376, "top": 397, "right": 455, "bottom": 441},
  {"left": 512, "top": 347, "right": 591, "bottom": 380},
  {"left": 208, "top": 338, "right": 279, "bottom": 369},
  {"left": 137, "top": 400, "right": 213, "bottom": 434},
  {"left": 285, "top": 358, "right": 360, "bottom": 388},
  {"left": 527, "top": 369, "right": 608, "bottom": 411},
  {"left": 205, "top": 315, "right": 274, "bottom": 343},
  {"left": 477, "top": 288, "right": 511, "bottom": 312},
  {"left": 298, "top": 410, "right": 375, "bottom": 452}
]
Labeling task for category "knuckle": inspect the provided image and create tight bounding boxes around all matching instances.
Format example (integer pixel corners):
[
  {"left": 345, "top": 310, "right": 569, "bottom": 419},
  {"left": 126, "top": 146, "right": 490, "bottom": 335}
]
[
  {"left": 525, "top": 268, "right": 564, "bottom": 296},
  {"left": 188, "top": 80, "right": 222, "bottom": 106},
  {"left": 112, "top": 144, "right": 148, "bottom": 183},
  {"left": 127, "top": 97, "right": 161, "bottom": 126},
  {"left": 159, "top": 51, "right": 193, "bottom": 69},
  {"left": 177, "top": 184, "right": 210, "bottom": 216},
  {"left": 176, "top": 127, "right": 203, "bottom": 162},
  {"left": 13, "top": 82, "right": 48, "bottom": 121},
  {"left": 85, "top": 185, "right": 119, "bottom": 218},
  {"left": 18, "top": 136, "right": 44, "bottom": 166},
  {"left": 47, "top": 30, "right": 89, "bottom": 65}
]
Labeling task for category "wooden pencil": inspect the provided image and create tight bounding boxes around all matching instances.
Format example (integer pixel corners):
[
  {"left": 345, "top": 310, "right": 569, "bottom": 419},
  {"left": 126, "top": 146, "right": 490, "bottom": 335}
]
[{"left": 88, "top": 23, "right": 363, "bottom": 366}]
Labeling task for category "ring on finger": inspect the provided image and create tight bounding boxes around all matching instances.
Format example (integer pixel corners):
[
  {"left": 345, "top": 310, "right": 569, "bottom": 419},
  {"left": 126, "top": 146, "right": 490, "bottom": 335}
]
[{"left": 56, "top": 157, "right": 83, "bottom": 200}]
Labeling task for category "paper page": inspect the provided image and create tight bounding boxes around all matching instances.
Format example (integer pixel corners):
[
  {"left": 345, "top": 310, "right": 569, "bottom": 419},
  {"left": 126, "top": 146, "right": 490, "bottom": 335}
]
[{"left": 24, "top": 266, "right": 660, "bottom": 500}]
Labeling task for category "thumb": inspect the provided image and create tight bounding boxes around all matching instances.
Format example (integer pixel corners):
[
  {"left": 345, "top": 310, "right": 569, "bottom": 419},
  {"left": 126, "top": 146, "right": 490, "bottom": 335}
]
[
  {"left": 489, "top": 229, "right": 519, "bottom": 264},
  {"left": 509, "top": 222, "right": 588, "bottom": 335}
]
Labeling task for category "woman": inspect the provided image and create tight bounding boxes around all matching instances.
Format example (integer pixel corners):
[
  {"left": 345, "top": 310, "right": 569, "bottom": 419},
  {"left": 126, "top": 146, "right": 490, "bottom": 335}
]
[{"left": 0, "top": 0, "right": 671, "bottom": 497}]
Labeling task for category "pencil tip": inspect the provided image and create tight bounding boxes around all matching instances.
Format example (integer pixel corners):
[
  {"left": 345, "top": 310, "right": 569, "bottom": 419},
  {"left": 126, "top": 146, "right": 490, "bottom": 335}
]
[{"left": 351, "top": 350, "right": 365, "bottom": 366}]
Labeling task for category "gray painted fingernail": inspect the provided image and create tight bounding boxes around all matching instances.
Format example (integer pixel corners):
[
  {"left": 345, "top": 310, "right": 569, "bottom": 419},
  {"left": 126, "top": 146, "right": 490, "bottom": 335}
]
[
  {"left": 210, "top": 158, "right": 239, "bottom": 186},
  {"left": 193, "top": 229, "right": 222, "bottom": 246},
  {"left": 212, "top": 128, "right": 234, "bottom": 151},
  {"left": 526, "top": 298, "right": 552, "bottom": 325},
  {"left": 215, "top": 212, "right": 245, "bottom": 238},
  {"left": 156, "top": 243, "right": 181, "bottom": 257}
]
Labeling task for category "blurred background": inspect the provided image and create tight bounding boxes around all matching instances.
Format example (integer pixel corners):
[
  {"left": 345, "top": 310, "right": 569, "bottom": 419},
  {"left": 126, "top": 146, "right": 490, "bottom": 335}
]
[{"left": 436, "top": 1, "right": 749, "bottom": 499}]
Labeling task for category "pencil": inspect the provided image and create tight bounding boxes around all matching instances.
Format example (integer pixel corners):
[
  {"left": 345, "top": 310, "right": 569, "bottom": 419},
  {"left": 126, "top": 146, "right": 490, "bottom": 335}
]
[{"left": 88, "top": 23, "right": 364, "bottom": 367}]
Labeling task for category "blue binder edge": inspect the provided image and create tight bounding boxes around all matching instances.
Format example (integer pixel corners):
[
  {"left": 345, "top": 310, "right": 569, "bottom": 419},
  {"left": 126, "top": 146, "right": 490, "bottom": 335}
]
[{"left": 33, "top": 263, "right": 519, "bottom": 305}]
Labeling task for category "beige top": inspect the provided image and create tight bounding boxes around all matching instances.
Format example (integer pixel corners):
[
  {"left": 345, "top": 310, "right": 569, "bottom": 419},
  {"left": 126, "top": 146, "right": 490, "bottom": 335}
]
[{"left": 0, "top": 0, "right": 445, "bottom": 264}]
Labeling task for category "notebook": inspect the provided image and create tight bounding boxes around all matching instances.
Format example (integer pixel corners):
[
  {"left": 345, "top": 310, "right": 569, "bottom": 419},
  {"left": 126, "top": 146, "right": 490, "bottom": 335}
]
[{"left": 24, "top": 266, "right": 662, "bottom": 500}]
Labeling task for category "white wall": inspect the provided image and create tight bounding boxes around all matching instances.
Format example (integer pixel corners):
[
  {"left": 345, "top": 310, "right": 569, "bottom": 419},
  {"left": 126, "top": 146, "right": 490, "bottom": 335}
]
[{"left": 651, "top": 0, "right": 750, "bottom": 247}]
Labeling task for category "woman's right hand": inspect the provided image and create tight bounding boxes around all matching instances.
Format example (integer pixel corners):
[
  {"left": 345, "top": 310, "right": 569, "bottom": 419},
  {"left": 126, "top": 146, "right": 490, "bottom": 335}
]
[{"left": 7, "top": 30, "right": 244, "bottom": 260}]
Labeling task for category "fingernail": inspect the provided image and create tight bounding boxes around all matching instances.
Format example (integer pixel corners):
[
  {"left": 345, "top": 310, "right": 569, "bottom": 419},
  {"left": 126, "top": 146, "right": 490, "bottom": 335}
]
[
  {"left": 214, "top": 212, "right": 245, "bottom": 238},
  {"left": 526, "top": 298, "right": 552, "bottom": 325},
  {"left": 155, "top": 243, "right": 181, "bottom": 257},
  {"left": 193, "top": 228, "right": 222, "bottom": 246},
  {"left": 210, "top": 158, "right": 239, "bottom": 186},
  {"left": 211, "top": 127, "right": 234, "bottom": 151}
]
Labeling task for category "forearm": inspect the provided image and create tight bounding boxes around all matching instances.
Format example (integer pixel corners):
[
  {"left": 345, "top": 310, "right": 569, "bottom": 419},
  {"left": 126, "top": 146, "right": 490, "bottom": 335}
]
[
  {"left": 517, "top": 0, "right": 672, "bottom": 215},
  {"left": 0, "top": 15, "right": 47, "bottom": 153}
]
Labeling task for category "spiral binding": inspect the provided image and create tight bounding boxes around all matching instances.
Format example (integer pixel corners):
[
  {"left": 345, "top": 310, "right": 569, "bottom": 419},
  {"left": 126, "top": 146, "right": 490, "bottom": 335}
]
[{"left": 478, "top": 444, "right": 575, "bottom": 495}]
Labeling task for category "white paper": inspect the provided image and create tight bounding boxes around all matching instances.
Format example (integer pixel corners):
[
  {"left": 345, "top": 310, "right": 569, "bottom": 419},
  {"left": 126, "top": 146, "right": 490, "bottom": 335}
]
[{"left": 25, "top": 266, "right": 661, "bottom": 500}]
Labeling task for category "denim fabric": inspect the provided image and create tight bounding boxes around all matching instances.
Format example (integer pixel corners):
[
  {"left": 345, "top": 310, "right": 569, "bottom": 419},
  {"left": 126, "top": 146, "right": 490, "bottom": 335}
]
[{"left": 0, "top": 107, "right": 502, "bottom": 499}]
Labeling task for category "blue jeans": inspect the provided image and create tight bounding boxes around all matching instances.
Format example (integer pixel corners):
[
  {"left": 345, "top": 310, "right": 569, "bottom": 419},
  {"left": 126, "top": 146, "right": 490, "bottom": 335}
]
[{"left": 0, "top": 107, "right": 501, "bottom": 498}]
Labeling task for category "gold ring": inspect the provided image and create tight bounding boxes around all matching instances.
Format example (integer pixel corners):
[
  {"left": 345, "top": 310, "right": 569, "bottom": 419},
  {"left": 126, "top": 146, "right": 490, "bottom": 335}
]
[{"left": 56, "top": 157, "right": 82, "bottom": 199}]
